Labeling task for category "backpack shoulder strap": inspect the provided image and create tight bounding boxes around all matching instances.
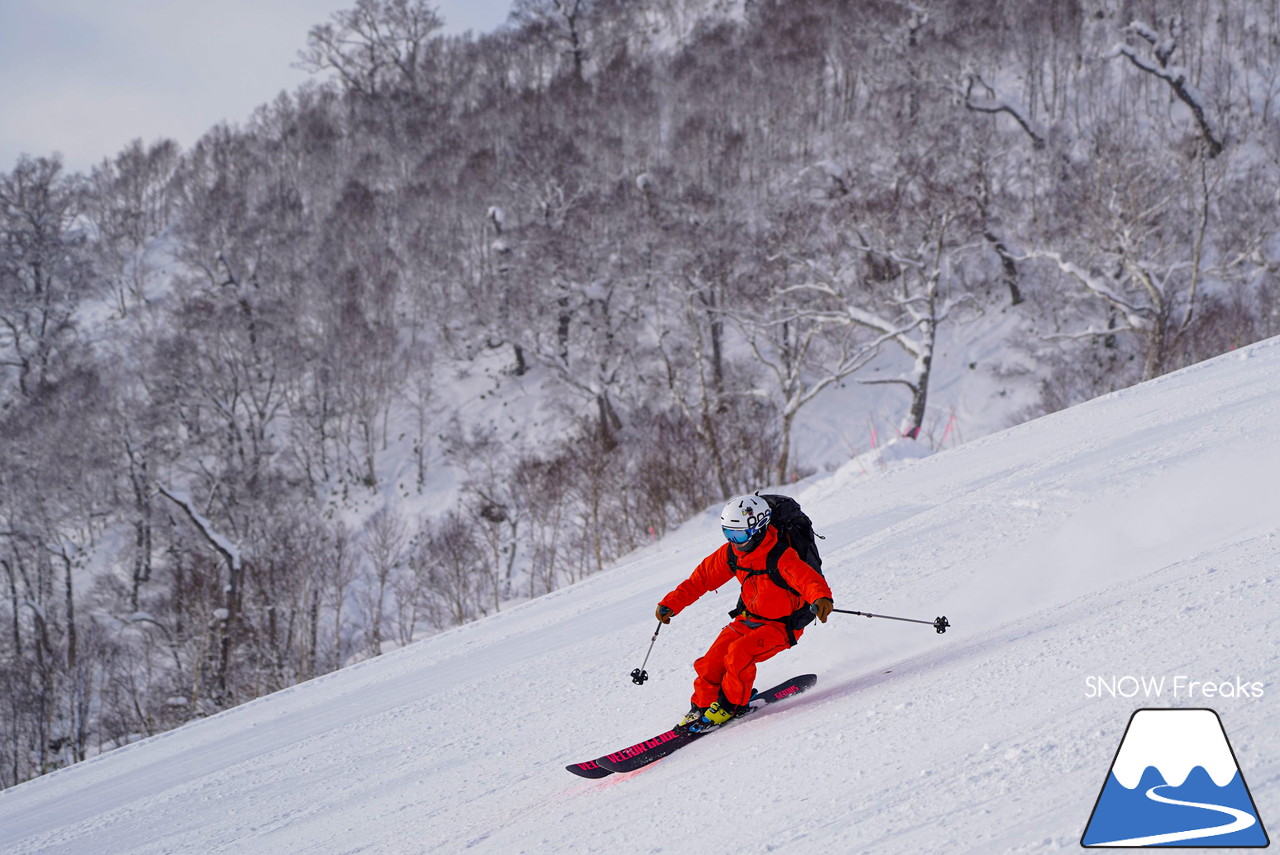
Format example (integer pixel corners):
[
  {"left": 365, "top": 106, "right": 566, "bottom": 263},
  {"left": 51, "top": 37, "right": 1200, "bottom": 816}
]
[
  {"left": 725, "top": 533, "right": 800, "bottom": 598},
  {"left": 763, "top": 536, "right": 799, "bottom": 596},
  {"left": 725, "top": 543, "right": 740, "bottom": 573}
]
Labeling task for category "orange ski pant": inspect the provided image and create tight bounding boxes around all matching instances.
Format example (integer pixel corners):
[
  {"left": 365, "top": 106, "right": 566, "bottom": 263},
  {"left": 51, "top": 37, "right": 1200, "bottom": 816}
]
[{"left": 691, "top": 618, "right": 792, "bottom": 708}]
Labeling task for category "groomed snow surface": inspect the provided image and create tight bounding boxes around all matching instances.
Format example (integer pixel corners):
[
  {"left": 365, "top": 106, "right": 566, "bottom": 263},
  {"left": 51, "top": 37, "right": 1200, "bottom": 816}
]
[{"left": 2, "top": 338, "right": 1278, "bottom": 854}]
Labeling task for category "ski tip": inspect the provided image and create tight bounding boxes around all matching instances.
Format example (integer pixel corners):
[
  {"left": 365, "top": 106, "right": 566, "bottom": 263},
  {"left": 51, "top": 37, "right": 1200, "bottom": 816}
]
[
  {"left": 779, "top": 673, "right": 819, "bottom": 690},
  {"left": 753, "top": 674, "right": 818, "bottom": 703},
  {"left": 566, "top": 760, "right": 613, "bottom": 779}
]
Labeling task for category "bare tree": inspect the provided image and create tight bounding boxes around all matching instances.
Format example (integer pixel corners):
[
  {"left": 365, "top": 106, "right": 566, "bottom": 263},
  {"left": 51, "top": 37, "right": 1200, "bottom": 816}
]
[
  {"left": 0, "top": 157, "right": 90, "bottom": 401},
  {"left": 297, "top": 0, "right": 445, "bottom": 98},
  {"left": 157, "top": 486, "right": 243, "bottom": 706},
  {"left": 511, "top": 0, "right": 593, "bottom": 82},
  {"left": 423, "top": 511, "right": 482, "bottom": 628},
  {"left": 1024, "top": 130, "right": 1249, "bottom": 381},
  {"left": 735, "top": 284, "right": 880, "bottom": 481},
  {"left": 358, "top": 508, "right": 408, "bottom": 657},
  {"left": 323, "top": 523, "right": 360, "bottom": 671},
  {"left": 775, "top": 220, "right": 977, "bottom": 445},
  {"left": 84, "top": 139, "right": 180, "bottom": 314}
]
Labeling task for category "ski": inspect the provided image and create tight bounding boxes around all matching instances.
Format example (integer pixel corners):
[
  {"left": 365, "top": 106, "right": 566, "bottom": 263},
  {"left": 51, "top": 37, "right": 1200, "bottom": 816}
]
[
  {"left": 565, "top": 674, "right": 817, "bottom": 778},
  {"left": 565, "top": 758, "right": 613, "bottom": 779}
]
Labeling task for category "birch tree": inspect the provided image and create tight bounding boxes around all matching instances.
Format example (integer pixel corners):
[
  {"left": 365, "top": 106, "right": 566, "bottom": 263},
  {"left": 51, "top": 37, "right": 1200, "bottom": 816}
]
[
  {"left": 730, "top": 217, "right": 883, "bottom": 481},
  {"left": 1026, "top": 130, "right": 1244, "bottom": 382},
  {"left": 780, "top": 213, "right": 979, "bottom": 442}
]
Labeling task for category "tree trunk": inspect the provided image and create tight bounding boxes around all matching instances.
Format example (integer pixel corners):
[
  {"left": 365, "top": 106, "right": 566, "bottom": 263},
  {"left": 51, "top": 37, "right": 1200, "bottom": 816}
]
[{"left": 596, "top": 391, "right": 622, "bottom": 452}]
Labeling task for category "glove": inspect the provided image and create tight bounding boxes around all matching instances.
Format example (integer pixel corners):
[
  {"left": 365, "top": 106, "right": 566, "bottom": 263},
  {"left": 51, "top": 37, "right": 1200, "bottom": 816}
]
[
  {"left": 655, "top": 604, "right": 674, "bottom": 624},
  {"left": 812, "top": 598, "right": 834, "bottom": 624}
]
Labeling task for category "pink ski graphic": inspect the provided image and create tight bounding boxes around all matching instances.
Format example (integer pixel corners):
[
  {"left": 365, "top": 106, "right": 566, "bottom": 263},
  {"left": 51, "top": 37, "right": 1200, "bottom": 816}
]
[{"left": 565, "top": 674, "right": 817, "bottom": 778}]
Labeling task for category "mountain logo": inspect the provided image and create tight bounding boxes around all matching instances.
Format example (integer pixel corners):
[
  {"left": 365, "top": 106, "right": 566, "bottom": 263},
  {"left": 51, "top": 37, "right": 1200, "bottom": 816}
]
[{"left": 1081, "top": 708, "right": 1269, "bottom": 848}]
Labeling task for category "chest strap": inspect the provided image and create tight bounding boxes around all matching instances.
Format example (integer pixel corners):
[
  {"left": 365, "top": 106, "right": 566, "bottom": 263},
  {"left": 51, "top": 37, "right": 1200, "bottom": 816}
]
[
  {"left": 725, "top": 538, "right": 797, "bottom": 595},
  {"left": 726, "top": 538, "right": 806, "bottom": 646}
]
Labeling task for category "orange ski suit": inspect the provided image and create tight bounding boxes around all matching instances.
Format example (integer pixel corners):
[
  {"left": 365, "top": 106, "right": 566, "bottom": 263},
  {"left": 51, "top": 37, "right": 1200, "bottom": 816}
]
[{"left": 659, "top": 526, "right": 831, "bottom": 708}]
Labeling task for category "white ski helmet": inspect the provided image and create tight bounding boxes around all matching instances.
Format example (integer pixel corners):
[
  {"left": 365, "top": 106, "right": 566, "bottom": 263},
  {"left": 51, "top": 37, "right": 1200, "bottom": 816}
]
[{"left": 720, "top": 495, "right": 772, "bottom": 547}]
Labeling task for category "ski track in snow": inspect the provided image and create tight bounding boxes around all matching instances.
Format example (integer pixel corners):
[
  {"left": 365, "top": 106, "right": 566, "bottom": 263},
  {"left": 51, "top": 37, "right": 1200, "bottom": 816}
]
[{"left": 0, "top": 339, "right": 1278, "bottom": 853}]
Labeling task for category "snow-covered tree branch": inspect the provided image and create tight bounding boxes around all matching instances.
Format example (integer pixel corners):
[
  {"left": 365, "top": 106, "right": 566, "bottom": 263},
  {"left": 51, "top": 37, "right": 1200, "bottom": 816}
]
[
  {"left": 1110, "top": 18, "right": 1223, "bottom": 157},
  {"left": 961, "top": 71, "right": 1045, "bottom": 149}
]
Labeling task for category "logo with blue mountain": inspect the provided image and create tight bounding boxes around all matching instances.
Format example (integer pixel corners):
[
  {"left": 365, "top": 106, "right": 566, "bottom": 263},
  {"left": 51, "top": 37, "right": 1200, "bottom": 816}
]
[{"left": 1082, "top": 708, "right": 1269, "bottom": 848}]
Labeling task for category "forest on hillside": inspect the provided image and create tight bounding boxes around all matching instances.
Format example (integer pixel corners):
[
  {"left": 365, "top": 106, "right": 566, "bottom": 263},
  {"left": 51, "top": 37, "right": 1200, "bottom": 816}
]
[{"left": 2, "top": 0, "right": 1278, "bottom": 787}]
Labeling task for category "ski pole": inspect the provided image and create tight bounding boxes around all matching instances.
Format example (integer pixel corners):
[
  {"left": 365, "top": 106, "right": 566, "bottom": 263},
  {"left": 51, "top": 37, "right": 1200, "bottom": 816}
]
[
  {"left": 630, "top": 621, "right": 662, "bottom": 684},
  {"left": 821, "top": 606, "right": 951, "bottom": 634}
]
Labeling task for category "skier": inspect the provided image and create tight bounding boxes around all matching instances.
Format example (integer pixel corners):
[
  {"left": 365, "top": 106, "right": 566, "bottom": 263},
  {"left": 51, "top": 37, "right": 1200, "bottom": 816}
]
[{"left": 655, "top": 494, "right": 833, "bottom": 732}]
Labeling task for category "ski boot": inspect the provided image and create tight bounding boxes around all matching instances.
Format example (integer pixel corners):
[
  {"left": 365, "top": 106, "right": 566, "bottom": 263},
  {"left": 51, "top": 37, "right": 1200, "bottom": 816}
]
[
  {"left": 688, "top": 698, "right": 744, "bottom": 732},
  {"left": 675, "top": 704, "right": 706, "bottom": 733}
]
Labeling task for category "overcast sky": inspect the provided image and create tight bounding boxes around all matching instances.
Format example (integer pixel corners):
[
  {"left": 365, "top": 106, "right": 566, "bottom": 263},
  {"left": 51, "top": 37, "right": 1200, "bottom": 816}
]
[{"left": 0, "top": 0, "right": 513, "bottom": 174}]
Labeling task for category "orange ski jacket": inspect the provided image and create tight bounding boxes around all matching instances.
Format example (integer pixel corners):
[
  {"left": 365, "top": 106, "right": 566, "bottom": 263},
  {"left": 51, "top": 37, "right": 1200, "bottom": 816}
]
[{"left": 660, "top": 526, "right": 832, "bottom": 622}]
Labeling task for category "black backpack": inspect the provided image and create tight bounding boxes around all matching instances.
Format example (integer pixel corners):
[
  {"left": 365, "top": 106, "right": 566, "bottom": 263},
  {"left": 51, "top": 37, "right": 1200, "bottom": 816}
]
[{"left": 726, "top": 493, "right": 825, "bottom": 645}]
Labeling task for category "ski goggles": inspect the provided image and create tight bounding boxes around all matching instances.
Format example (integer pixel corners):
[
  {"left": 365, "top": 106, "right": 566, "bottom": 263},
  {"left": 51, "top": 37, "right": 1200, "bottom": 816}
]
[{"left": 722, "top": 527, "right": 754, "bottom": 545}]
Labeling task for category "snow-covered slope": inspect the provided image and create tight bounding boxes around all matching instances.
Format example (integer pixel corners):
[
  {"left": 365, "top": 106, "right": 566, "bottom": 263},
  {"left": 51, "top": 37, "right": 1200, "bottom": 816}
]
[{"left": 2, "top": 338, "right": 1278, "bottom": 854}]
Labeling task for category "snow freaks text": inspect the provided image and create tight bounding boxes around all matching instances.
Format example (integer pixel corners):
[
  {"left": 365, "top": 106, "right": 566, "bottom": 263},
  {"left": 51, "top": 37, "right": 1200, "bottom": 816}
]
[{"left": 1085, "top": 675, "right": 1265, "bottom": 700}]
